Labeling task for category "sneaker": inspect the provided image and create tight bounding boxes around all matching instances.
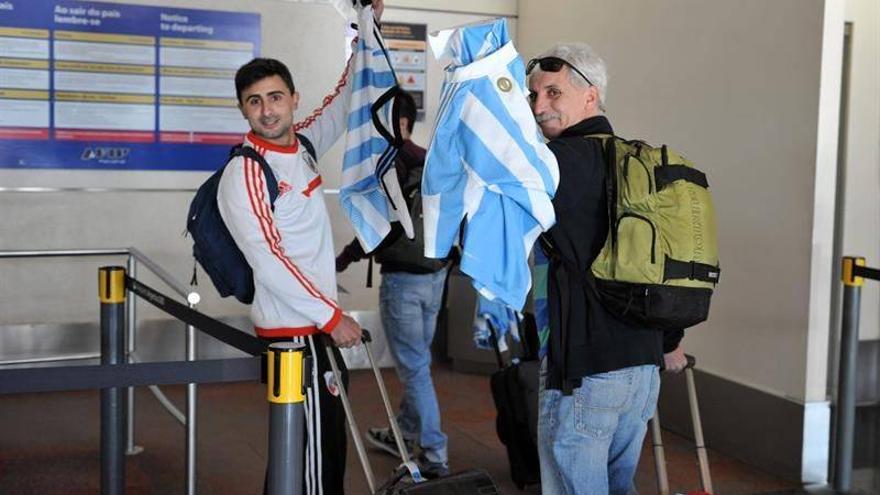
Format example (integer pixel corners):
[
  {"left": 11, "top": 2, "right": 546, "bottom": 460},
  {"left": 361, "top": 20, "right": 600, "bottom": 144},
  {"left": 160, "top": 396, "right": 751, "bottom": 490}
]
[
  {"left": 417, "top": 454, "right": 449, "bottom": 480},
  {"left": 365, "top": 427, "right": 414, "bottom": 458}
]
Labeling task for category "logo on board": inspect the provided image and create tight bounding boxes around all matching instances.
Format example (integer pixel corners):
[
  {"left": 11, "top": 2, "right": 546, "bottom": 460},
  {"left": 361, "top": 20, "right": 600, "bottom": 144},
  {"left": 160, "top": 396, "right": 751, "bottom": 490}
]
[{"left": 80, "top": 147, "right": 131, "bottom": 164}]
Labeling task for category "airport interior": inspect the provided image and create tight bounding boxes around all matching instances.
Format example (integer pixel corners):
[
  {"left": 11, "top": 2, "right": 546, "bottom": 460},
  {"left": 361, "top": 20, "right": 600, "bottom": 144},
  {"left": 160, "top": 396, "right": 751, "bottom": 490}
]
[{"left": 1, "top": 0, "right": 879, "bottom": 494}]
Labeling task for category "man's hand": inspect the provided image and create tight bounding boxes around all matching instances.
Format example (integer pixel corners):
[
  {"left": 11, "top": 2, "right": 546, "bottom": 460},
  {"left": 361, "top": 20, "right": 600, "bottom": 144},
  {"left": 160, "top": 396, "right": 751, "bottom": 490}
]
[
  {"left": 663, "top": 346, "right": 688, "bottom": 373},
  {"left": 372, "top": 0, "right": 384, "bottom": 22},
  {"left": 329, "top": 314, "right": 362, "bottom": 348}
]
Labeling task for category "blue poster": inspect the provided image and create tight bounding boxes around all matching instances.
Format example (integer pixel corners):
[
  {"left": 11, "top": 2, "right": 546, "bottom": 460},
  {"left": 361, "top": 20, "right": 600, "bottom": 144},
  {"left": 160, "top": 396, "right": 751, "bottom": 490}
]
[{"left": 0, "top": 0, "right": 260, "bottom": 171}]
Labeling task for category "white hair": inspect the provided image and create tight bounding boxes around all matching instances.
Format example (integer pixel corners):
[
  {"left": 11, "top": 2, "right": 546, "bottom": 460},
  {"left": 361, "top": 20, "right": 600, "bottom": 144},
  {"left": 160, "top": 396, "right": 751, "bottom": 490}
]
[{"left": 533, "top": 42, "right": 608, "bottom": 110}]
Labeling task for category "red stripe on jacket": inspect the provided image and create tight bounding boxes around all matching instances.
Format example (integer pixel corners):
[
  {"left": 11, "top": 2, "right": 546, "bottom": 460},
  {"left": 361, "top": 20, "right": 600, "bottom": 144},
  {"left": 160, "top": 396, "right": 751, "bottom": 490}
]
[
  {"left": 242, "top": 154, "right": 340, "bottom": 322},
  {"left": 302, "top": 176, "right": 323, "bottom": 197}
]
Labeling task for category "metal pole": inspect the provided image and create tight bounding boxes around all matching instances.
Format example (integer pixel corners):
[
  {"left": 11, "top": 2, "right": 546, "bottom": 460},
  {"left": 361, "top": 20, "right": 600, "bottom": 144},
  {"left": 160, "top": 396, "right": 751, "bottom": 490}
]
[
  {"left": 325, "top": 340, "right": 377, "bottom": 493},
  {"left": 126, "top": 255, "right": 143, "bottom": 456},
  {"left": 650, "top": 414, "right": 670, "bottom": 495},
  {"left": 99, "top": 266, "right": 127, "bottom": 495},
  {"left": 186, "top": 303, "right": 198, "bottom": 495},
  {"left": 834, "top": 256, "right": 865, "bottom": 492},
  {"left": 686, "top": 366, "right": 713, "bottom": 494},
  {"left": 267, "top": 342, "right": 306, "bottom": 495}
]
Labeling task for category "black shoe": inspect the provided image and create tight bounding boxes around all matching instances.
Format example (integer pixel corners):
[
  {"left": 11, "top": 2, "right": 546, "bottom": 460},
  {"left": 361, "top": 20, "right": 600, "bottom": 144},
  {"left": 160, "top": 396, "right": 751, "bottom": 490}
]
[
  {"left": 365, "top": 427, "right": 414, "bottom": 458},
  {"left": 417, "top": 454, "right": 449, "bottom": 480}
]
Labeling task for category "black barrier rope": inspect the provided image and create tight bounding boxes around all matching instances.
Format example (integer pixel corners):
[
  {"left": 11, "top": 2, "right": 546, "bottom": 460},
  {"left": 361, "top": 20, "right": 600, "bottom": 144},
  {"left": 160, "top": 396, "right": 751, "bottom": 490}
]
[
  {"left": 853, "top": 264, "right": 880, "bottom": 282},
  {"left": 0, "top": 357, "right": 260, "bottom": 395},
  {"left": 125, "top": 276, "right": 268, "bottom": 357}
]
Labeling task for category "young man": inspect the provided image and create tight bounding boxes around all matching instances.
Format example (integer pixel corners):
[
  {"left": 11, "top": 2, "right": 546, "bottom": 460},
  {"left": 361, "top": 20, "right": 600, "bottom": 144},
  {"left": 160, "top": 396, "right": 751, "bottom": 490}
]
[
  {"left": 216, "top": 3, "right": 384, "bottom": 485},
  {"left": 527, "top": 42, "right": 687, "bottom": 494},
  {"left": 335, "top": 91, "right": 451, "bottom": 479}
]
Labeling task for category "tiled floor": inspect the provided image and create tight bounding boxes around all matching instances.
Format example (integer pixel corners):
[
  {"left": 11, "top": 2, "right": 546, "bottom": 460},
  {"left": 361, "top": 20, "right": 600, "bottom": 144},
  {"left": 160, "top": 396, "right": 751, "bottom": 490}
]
[{"left": 0, "top": 362, "right": 803, "bottom": 494}]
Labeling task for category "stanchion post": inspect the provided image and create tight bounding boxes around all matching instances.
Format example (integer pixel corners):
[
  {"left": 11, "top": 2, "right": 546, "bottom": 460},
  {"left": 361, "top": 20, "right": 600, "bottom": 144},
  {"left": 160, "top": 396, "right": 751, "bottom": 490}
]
[
  {"left": 834, "top": 256, "right": 865, "bottom": 492},
  {"left": 266, "top": 342, "right": 307, "bottom": 495},
  {"left": 99, "top": 266, "right": 127, "bottom": 495},
  {"left": 185, "top": 298, "right": 198, "bottom": 495},
  {"left": 125, "top": 255, "right": 143, "bottom": 456}
]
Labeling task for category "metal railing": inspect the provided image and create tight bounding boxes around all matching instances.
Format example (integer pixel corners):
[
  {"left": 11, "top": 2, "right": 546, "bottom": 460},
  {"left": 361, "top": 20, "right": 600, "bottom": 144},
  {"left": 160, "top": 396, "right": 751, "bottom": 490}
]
[{"left": 0, "top": 248, "right": 201, "bottom": 495}]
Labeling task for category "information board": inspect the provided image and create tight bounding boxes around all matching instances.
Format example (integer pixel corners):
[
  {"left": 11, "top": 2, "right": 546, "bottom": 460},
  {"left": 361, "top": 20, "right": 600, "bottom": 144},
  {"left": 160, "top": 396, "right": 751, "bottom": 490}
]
[
  {"left": 380, "top": 22, "right": 426, "bottom": 121},
  {"left": 0, "top": 0, "right": 259, "bottom": 171}
]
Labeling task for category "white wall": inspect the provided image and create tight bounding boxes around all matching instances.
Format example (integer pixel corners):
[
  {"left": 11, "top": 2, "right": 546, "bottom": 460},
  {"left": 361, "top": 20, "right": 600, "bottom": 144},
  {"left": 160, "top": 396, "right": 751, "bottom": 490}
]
[
  {"left": 843, "top": 0, "right": 880, "bottom": 340},
  {"left": 388, "top": 0, "right": 515, "bottom": 16},
  {"left": 517, "top": 0, "right": 829, "bottom": 402}
]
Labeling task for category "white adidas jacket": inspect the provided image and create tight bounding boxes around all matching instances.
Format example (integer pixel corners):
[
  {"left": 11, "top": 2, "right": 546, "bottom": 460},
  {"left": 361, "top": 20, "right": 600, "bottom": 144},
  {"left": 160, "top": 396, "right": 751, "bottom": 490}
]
[{"left": 217, "top": 65, "right": 352, "bottom": 339}]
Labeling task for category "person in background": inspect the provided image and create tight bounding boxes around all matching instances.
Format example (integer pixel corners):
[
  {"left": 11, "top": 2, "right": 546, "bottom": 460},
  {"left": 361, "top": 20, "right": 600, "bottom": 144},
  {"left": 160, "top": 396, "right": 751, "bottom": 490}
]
[{"left": 336, "top": 90, "right": 452, "bottom": 479}]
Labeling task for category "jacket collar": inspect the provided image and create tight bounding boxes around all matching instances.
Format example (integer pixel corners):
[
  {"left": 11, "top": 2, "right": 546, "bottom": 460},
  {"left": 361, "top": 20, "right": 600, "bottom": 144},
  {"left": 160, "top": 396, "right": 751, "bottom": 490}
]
[
  {"left": 246, "top": 130, "right": 300, "bottom": 154},
  {"left": 558, "top": 115, "right": 613, "bottom": 139}
]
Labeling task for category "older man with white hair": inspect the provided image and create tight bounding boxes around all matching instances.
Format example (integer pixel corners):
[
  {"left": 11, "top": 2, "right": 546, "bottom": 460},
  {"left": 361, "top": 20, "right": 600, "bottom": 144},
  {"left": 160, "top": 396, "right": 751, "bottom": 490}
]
[{"left": 528, "top": 42, "right": 687, "bottom": 494}]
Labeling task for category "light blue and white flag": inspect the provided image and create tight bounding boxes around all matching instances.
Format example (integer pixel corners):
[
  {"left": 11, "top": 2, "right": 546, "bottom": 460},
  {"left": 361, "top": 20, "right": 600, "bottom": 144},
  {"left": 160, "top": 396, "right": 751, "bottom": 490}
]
[
  {"left": 339, "top": 3, "right": 413, "bottom": 253},
  {"left": 423, "top": 18, "right": 559, "bottom": 311}
]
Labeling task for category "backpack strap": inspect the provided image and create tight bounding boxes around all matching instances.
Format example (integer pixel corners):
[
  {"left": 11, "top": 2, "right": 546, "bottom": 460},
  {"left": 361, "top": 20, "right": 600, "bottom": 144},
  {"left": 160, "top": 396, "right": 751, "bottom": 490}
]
[
  {"left": 583, "top": 134, "right": 619, "bottom": 250},
  {"left": 664, "top": 256, "right": 721, "bottom": 285},
  {"left": 229, "top": 144, "right": 279, "bottom": 210},
  {"left": 654, "top": 165, "right": 709, "bottom": 191},
  {"left": 295, "top": 132, "right": 317, "bottom": 161}
]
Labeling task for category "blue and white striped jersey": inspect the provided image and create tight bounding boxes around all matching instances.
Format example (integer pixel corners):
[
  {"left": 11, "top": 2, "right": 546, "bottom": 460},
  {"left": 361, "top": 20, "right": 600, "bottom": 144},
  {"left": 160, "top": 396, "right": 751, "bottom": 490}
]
[
  {"left": 473, "top": 294, "right": 521, "bottom": 352},
  {"left": 423, "top": 18, "right": 559, "bottom": 311},
  {"left": 339, "top": 4, "right": 413, "bottom": 252}
]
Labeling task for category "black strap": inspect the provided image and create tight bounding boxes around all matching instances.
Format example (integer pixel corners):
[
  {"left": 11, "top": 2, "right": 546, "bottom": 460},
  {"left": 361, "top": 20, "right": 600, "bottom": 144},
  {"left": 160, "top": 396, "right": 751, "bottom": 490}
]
[
  {"left": 230, "top": 145, "right": 279, "bottom": 209},
  {"left": 853, "top": 265, "right": 880, "bottom": 282},
  {"left": 295, "top": 132, "right": 317, "bottom": 161},
  {"left": 654, "top": 165, "right": 708, "bottom": 191},
  {"left": 0, "top": 358, "right": 260, "bottom": 395},
  {"left": 371, "top": 85, "right": 404, "bottom": 148},
  {"left": 539, "top": 234, "right": 587, "bottom": 396},
  {"left": 126, "top": 277, "right": 268, "bottom": 356},
  {"left": 583, "top": 134, "right": 619, "bottom": 244},
  {"left": 663, "top": 256, "right": 721, "bottom": 284}
]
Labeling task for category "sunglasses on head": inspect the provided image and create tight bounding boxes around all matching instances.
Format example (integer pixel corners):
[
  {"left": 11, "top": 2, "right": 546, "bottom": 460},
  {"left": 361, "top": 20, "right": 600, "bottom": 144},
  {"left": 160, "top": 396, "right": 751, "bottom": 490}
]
[{"left": 526, "top": 56, "right": 594, "bottom": 87}]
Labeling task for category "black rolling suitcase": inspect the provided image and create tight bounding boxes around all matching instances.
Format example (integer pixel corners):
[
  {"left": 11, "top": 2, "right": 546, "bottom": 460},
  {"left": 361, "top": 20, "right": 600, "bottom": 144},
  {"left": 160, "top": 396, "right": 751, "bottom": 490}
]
[
  {"left": 488, "top": 315, "right": 541, "bottom": 490},
  {"left": 322, "top": 331, "right": 500, "bottom": 495}
]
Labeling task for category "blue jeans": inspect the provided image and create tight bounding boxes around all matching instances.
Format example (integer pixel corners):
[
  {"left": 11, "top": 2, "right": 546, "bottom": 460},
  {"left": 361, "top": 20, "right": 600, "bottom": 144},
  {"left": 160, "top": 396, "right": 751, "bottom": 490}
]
[
  {"left": 538, "top": 361, "right": 660, "bottom": 495},
  {"left": 380, "top": 268, "right": 449, "bottom": 463}
]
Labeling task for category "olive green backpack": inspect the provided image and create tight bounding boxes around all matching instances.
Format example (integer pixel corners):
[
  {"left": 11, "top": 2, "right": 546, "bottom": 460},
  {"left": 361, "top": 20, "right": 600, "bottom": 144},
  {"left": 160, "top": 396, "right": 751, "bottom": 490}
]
[{"left": 547, "top": 135, "right": 721, "bottom": 330}]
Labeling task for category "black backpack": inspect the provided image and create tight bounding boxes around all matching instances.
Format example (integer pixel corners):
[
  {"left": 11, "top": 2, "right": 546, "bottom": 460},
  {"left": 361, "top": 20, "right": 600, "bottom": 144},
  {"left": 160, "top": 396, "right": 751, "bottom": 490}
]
[{"left": 187, "top": 136, "right": 315, "bottom": 304}]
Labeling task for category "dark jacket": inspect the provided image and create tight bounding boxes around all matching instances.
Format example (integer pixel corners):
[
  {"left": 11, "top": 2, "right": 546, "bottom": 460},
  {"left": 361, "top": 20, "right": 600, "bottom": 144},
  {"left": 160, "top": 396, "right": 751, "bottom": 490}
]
[
  {"left": 543, "top": 116, "right": 683, "bottom": 392},
  {"left": 336, "top": 140, "right": 449, "bottom": 274}
]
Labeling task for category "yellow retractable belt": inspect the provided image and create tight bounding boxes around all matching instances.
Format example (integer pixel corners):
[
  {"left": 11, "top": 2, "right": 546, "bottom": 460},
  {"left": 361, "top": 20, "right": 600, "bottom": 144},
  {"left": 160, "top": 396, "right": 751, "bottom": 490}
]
[
  {"left": 842, "top": 257, "right": 866, "bottom": 287},
  {"left": 98, "top": 266, "right": 126, "bottom": 303},
  {"left": 267, "top": 344, "right": 306, "bottom": 404}
]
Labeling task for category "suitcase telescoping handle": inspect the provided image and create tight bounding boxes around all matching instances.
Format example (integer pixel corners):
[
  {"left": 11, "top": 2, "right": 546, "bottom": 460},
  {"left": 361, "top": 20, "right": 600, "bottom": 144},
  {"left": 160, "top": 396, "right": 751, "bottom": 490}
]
[
  {"left": 321, "top": 330, "right": 423, "bottom": 495},
  {"left": 684, "top": 354, "right": 713, "bottom": 494},
  {"left": 322, "top": 332, "right": 378, "bottom": 493},
  {"left": 651, "top": 354, "right": 713, "bottom": 495}
]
